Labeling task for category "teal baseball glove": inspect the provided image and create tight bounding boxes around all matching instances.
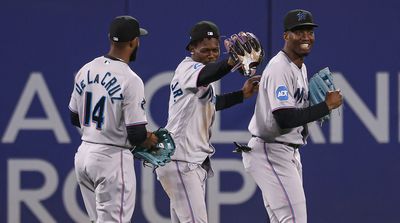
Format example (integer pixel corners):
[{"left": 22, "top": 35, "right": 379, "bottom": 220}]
[
  {"left": 131, "top": 128, "right": 175, "bottom": 168},
  {"left": 309, "top": 67, "right": 336, "bottom": 121}
]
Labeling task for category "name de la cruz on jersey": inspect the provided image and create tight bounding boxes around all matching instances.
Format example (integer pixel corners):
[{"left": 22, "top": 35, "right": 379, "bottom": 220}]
[{"left": 75, "top": 70, "right": 123, "bottom": 103}]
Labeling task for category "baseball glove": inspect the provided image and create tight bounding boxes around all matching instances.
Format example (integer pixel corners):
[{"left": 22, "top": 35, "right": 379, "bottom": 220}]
[
  {"left": 131, "top": 128, "right": 175, "bottom": 168},
  {"left": 308, "top": 67, "right": 336, "bottom": 121},
  {"left": 225, "top": 32, "right": 264, "bottom": 77},
  {"left": 233, "top": 142, "right": 252, "bottom": 153}
]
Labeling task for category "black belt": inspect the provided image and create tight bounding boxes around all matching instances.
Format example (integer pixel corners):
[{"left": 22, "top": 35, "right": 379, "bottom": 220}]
[
  {"left": 83, "top": 140, "right": 130, "bottom": 149},
  {"left": 251, "top": 135, "right": 302, "bottom": 149}
]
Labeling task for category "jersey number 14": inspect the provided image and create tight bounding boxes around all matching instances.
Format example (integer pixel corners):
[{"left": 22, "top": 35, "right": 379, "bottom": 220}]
[{"left": 84, "top": 92, "right": 105, "bottom": 129}]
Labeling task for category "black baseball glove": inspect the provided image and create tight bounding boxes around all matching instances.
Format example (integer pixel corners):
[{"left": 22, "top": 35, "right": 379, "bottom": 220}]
[{"left": 233, "top": 142, "right": 252, "bottom": 153}]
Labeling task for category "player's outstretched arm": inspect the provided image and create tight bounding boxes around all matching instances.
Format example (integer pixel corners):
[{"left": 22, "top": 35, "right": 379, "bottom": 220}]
[
  {"left": 273, "top": 102, "right": 329, "bottom": 129},
  {"left": 196, "top": 59, "right": 234, "bottom": 87},
  {"left": 127, "top": 125, "right": 158, "bottom": 149},
  {"left": 273, "top": 90, "right": 343, "bottom": 129},
  {"left": 215, "top": 75, "right": 261, "bottom": 111}
]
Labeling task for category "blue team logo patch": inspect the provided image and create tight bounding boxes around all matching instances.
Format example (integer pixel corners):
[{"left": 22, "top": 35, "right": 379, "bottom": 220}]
[
  {"left": 276, "top": 85, "right": 289, "bottom": 101},
  {"left": 193, "top": 63, "right": 202, "bottom": 70}
]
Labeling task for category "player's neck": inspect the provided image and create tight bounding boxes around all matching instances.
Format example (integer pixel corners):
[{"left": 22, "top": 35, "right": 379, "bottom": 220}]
[
  {"left": 106, "top": 54, "right": 125, "bottom": 63},
  {"left": 108, "top": 49, "right": 129, "bottom": 64},
  {"left": 281, "top": 49, "right": 304, "bottom": 68}
]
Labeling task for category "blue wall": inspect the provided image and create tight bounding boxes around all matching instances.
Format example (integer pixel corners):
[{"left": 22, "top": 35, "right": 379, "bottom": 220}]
[{"left": 1, "top": 0, "right": 399, "bottom": 222}]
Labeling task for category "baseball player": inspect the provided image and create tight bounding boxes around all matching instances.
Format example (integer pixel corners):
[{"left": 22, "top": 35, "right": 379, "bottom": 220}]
[
  {"left": 68, "top": 16, "right": 158, "bottom": 223},
  {"left": 155, "top": 21, "right": 260, "bottom": 223},
  {"left": 242, "top": 9, "right": 342, "bottom": 223}
]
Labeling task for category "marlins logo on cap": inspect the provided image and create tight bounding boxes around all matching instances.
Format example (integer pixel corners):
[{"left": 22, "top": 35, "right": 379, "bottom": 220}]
[{"left": 296, "top": 11, "right": 307, "bottom": 21}]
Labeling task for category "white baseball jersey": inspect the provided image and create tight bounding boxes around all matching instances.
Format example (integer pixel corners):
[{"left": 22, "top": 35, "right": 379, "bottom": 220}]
[
  {"left": 69, "top": 56, "right": 147, "bottom": 148},
  {"left": 165, "top": 57, "right": 216, "bottom": 164},
  {"left": 248, "top": 51, "right": 309, "bottom": 145}
]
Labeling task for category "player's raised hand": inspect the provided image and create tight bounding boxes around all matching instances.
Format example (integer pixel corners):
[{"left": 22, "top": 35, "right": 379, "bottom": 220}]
[
  {"left": 242, "top": 75, "right": 261, "bottom": 99},
  {"left": 141, "top": 132, "right": 159, "bottom": 150},
  {"left": 325, "top": 90, "right": 343, "bottom": 110},
  {"left": 224, "top": 32, "right": 264, "bottom": 76}
]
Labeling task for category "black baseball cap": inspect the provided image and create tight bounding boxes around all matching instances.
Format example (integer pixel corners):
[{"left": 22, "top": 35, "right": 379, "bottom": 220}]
[
  {"left": 284, "top": 9, "right": 318, "bottom": 31},
  {"left": 185, "top": 21, "right": 220, "bottom": 50},
  {"left": 109, "top": 16, "right": 148, "bottom": 42}
]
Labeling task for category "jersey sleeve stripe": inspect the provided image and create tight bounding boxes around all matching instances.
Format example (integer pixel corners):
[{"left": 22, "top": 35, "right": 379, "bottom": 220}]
[
  {"left": 126, "top": 121, "right": 148, "bottom": 127},
  {"left": 68, "top": 106, "right": 78, "bottom": 114},
  {"left": 271, "top": 105, "right": 296, "bottom": 112}
]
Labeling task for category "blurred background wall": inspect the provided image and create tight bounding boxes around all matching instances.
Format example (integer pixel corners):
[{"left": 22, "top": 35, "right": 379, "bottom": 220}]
[{"left": 1, "top": 0, "right": 399, "bottom": 222}]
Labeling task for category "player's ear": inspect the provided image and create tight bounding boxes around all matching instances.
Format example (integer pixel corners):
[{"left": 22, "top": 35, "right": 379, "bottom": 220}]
[
  {"left": 188, "top": 45, "right": 194, "bottom": 54},
  {"left": 283, "top": 32, "right": 289, "bottom": 41},
  {"left": 129, "top": 37, "right": 139, "bottom": 48},
  {"left": 135, "top": 37, "right": 140, "bottom": 47}
]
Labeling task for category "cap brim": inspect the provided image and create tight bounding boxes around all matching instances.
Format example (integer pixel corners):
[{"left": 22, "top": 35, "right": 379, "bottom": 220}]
[
  {"left": 287, "top": 23, "right": 318, "bottom": 31},
  {"left": 185, "top": 35, "right": 221, "bottom": 51},
  {"left": 140, "top": 28, "right": 148, "bottom": 36}
]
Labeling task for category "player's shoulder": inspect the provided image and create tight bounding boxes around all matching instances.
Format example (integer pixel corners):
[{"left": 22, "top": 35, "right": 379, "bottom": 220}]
[
  {"left": 263, "top": 52, "right": 291, "bottom": 76},
  {"left": 78, "top": 56, "right": 108, "bottom": 70},
  {"left": 175, "top": 57, "right": 204, "bottom": 75},
  {"left": 74, "top": 57, "right": 100, "bottom": 79},
  {"left": 128, "top": 69, "right": 144, "bottom": 82},
  {"left": 85, "top": 56, "right": 106, "bottom": 67},
  {"left": 268, "top": 51, "right": 291, "bottom": 69},
  {"left": 123, "top": 69, "right": 144, "bottom": 88},
  {"left": 101, "top": 57, "right": 143, "bottom": 82}
]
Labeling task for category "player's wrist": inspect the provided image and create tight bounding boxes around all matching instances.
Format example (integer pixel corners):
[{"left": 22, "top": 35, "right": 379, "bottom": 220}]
[
  {"left": 241, "top": 89, "right": 250, "bottom": 99},
  {"left": 324, "top": 101, "right": 333, "bottom": 111},
  {"left": 227, "top": 57, "right": 236, "bottom": 67}
]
